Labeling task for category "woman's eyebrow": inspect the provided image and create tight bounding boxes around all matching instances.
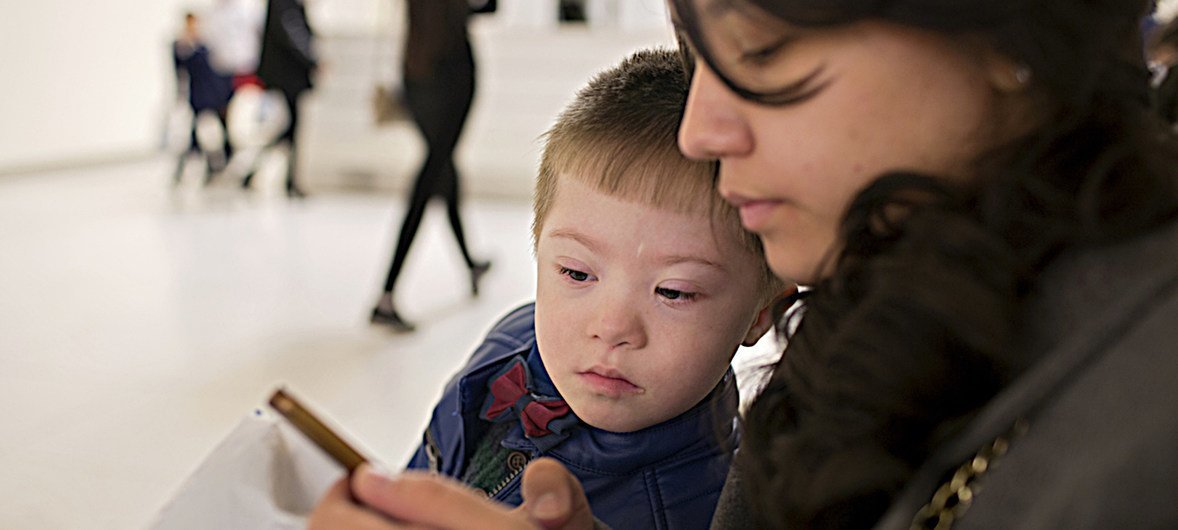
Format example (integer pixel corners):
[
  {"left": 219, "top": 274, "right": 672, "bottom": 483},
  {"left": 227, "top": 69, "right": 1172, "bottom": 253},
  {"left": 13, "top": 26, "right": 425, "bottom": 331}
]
[
  {"left": 672, "top": 0, "right": 737, "bottom": 25},
  {"left": 704, "top": 0, "right": 738, "bottom": 18}
]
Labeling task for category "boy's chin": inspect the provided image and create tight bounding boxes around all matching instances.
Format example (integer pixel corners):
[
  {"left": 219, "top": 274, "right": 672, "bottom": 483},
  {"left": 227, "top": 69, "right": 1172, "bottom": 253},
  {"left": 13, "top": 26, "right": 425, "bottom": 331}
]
[{"left": 572, "top": 402, "right": 662, "bottom": 433}]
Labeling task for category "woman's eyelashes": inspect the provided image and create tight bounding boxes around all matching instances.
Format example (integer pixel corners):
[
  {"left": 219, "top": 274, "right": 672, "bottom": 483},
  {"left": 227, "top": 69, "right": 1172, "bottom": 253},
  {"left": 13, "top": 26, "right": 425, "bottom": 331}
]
[
  {"left": 739, "top": 37, "right": 790, "bottom": 66},
  {"left": 729, "top": 33, "right": 830, "bottom": 105},
  {"left": 752, "top": 64, "right": 829, "bottom": 106}
]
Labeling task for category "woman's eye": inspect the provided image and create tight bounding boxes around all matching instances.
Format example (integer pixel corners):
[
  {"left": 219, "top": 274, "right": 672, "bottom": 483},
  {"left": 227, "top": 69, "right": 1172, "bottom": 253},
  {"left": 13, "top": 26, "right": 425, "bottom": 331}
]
[
  {"left": 656, "top": 287, "right": 698, "bottom": 301},
  {"left": 741, "top": 40, "right": 785, "bottom": 65},
  {"left": 559, "top": 267, "right": 591, "bottom": 282}
]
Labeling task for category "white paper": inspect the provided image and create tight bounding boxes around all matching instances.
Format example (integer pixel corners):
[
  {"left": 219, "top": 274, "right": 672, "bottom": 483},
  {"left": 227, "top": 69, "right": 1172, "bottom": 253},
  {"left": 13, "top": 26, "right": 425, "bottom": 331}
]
[{"left": 148, "top": 408, "right": 345, "bottom": 530}]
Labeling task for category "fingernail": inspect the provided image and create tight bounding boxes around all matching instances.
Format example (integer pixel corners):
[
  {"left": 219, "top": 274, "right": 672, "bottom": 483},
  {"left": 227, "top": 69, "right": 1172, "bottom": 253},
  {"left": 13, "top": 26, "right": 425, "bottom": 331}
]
[
  {"left": 532, "top": 493, "right": 565, "bottom": 519},
  {"left": 355, "top": 463, "right": 394, "bottom": 490},
  {"left": 366, "top": 462, "right": 394, "bottom": 478}
]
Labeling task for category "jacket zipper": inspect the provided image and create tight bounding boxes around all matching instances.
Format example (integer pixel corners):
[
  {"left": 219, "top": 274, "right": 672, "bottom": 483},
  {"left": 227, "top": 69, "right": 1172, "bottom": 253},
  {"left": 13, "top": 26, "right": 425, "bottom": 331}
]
[
  {"left": 487, "top": 455, "right": 532, "bottom": 498},
  {"left": 424, "top": 428, "right": 442, "bottom": 473}
]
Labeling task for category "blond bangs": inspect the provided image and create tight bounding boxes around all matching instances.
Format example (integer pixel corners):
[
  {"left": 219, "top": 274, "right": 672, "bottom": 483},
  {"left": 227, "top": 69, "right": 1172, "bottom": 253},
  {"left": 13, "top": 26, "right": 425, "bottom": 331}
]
[
  {"left": 531, "top": 48, "right": 785, "bottom": 301},
  {"left": 540, "top": 128, "right": 759, "bottom": 246}
]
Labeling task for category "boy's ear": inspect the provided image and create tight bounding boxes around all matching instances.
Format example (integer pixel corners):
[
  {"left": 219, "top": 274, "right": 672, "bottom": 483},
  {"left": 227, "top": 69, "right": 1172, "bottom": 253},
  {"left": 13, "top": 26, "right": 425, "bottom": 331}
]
[
  {"left": 741, "top": 302, "right": 777, "bottom": 347},
  {"left": 742, "top": 285, "right": 798, "bottom": 347}
]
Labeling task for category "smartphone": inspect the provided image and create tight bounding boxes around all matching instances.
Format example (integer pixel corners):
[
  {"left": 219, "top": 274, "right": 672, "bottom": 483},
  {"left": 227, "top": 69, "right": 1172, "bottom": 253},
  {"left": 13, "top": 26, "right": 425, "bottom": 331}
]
[{"left": 268, "top": 388, "right": 369, "bottom": 473}]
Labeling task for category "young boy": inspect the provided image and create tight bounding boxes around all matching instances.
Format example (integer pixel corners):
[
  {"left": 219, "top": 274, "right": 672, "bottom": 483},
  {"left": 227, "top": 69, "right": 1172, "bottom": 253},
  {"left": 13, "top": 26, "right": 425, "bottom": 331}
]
[{"left": 404, "top": 49, "right": 784, "bottom": 529}]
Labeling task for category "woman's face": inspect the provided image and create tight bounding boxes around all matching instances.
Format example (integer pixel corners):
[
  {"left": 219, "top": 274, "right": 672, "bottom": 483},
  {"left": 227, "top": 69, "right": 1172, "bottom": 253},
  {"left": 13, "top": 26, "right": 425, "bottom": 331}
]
[{"left": 677, "top": 1, "right": 1010, "bottom": 284}]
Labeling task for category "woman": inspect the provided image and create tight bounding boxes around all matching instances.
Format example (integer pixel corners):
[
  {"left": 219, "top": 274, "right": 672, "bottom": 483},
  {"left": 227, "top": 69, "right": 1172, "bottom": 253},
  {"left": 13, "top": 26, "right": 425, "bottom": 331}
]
[
  {"left": 312, "top": 0, "right": 1178, "bottom": 527},
  {"left": 370, "top": 0, "right": 491, "bottom": 332}
]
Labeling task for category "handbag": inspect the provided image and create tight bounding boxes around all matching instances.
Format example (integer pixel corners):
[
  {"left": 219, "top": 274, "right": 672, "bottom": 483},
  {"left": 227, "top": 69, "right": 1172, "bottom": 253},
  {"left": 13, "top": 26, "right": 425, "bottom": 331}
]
[
  {"left": 371, "top": 0, "right": 410, "bottom": 126},
  {"left": 372, "top": 85, "right": 409, "bottom": 125}
]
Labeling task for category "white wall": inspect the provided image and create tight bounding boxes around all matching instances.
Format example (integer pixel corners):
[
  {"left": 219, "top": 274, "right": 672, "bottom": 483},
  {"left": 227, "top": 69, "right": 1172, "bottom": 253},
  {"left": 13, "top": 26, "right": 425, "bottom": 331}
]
[{"left": 0, "top": 0, "right": 207, "bottom": 170}]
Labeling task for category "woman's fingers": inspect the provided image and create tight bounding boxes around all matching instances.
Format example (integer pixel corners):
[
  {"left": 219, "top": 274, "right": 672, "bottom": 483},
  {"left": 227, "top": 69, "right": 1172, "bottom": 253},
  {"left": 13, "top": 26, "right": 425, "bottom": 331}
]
[
  {"left": 314, "top": 461, "right": 594, "bottom": 530},
  {"left": 350, "top": 464, "right": 534, "bottom": 530},
  {"left": 518, "top": 458, "right": 596, "bottom": 530},
  {"left": 308, "top": 477, "right": 403, "bottom": 530}
]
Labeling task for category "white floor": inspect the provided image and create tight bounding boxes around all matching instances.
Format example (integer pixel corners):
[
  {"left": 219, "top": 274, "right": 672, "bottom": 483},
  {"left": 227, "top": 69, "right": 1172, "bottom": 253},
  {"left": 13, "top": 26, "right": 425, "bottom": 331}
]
[{"left": 0, "top": 156, "right": 777, "bottom": 529}]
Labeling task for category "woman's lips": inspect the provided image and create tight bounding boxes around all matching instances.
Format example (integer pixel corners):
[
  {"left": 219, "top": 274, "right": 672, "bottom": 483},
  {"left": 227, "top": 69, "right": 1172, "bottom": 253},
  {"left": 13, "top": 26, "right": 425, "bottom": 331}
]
[
  {"left": 737, "top": 200, "right": 781, "bottom": 231},
  {"left": 723, "top": 191, "right": 784, "bottom": 232},
  {"left": 579, "top": 370, "right": 643, "bottom": 398}
]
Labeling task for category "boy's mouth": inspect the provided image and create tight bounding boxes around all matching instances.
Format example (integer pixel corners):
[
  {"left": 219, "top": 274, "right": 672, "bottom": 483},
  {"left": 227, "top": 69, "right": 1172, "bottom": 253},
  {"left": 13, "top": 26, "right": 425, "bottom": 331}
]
[{"left": 579, "top": 367, "right": 643, "bottom": 397}]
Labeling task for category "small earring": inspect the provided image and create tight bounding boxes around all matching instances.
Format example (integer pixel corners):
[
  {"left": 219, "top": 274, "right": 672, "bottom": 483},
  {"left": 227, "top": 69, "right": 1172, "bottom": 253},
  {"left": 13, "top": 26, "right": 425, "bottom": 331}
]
[{"left": 1014, "top": 65, "right": 1032, "bottom": 85}]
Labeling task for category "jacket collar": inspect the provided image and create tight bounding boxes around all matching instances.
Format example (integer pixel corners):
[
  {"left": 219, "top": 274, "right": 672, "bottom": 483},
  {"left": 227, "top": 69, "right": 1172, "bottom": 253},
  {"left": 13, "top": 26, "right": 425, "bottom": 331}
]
[
  {"left": 459, "top": 338, "right": 739, "bottom": 475},
  {"left": 503, "top": 344, "right": 739, "bottom": 474}
]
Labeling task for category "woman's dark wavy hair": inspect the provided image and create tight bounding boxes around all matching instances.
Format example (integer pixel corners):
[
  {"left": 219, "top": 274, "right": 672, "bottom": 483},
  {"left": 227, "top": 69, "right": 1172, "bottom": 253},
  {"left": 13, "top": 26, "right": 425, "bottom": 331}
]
[{"left": 671, "top": 0, "right": 1178, "bottom": 528}]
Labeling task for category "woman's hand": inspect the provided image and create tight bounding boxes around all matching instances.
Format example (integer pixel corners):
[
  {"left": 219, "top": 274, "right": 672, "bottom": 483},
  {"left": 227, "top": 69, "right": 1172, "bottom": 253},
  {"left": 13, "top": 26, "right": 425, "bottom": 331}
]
[
  {"left": 514, "top": 458, "right": 597, "bottom": 530},
  {"left": 308, "top": 458, "right": 596, "bottom": 530}
]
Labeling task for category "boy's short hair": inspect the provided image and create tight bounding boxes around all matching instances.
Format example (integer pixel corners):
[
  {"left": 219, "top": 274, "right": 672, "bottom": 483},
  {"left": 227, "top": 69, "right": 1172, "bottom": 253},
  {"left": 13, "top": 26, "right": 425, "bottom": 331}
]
[{"left": 533, "top": 48, "right": 783, "bottom": 298}]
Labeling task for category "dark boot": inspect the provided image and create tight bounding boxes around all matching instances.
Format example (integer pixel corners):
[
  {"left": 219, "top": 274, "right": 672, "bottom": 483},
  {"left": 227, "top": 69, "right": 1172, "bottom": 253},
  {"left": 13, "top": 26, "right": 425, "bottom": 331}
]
[{"left": 469, "top": 260, "right": 492, "bottom": 297}]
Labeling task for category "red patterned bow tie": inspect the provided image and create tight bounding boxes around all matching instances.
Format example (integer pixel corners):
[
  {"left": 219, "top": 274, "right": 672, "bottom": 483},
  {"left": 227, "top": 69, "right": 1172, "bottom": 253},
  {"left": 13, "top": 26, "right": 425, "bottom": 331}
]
[{"left": 480, "top": 358, "right": 571, "bottom": 439}]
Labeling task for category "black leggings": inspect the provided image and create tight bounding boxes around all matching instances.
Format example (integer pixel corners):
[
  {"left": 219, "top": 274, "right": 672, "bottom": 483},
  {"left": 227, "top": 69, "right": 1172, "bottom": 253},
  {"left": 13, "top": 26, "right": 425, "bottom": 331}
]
[{"left": 381, "top": 44, "right": 477, "bottom": 293}]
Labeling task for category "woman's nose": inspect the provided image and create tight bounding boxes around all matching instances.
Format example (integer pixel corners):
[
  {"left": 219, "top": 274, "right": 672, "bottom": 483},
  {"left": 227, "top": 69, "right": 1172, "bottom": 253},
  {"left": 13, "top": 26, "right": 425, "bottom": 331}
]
[{"left": 679, "top": 61, "right": 753, "bottom": 161}]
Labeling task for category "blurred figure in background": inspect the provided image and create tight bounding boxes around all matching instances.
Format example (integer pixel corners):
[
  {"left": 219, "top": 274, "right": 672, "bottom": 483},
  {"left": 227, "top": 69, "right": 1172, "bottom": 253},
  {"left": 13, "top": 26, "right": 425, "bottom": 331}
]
[
  {"left": 173, "top": 12, "right": 235, "bottom": 185},
  {"left": 247, "top": 0, "right": 317, "bottom": 198},
  {"left": 203, "top": 0, "right": 265, "bottom": 81},
  {"left": 202, "top": 0, "right": 266, "bottom": 183},
  {"left": 369, "top": 0, "right": 492, "bottom": 332}
]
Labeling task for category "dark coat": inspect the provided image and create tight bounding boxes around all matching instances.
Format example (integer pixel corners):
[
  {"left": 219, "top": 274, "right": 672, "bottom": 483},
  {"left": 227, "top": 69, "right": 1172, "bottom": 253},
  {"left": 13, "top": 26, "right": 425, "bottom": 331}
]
[
  {"left": 407, "top": 303, "right": 740, "bottom": 530},
  {"left": 710, "top": 219, "right": 1178, "bottom": 529},
  {"left": 256, "top": 0, "right": 316, "bottom": 96},
  {"left": 403, "top": 0, "right": 470, "bottom": 82}
]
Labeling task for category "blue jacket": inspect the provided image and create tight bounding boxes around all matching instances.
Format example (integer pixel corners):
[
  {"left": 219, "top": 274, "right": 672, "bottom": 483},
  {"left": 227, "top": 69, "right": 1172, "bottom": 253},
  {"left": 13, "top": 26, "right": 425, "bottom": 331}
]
[{"left": 406, "top": 303, "right": 740, "bottom": 530}]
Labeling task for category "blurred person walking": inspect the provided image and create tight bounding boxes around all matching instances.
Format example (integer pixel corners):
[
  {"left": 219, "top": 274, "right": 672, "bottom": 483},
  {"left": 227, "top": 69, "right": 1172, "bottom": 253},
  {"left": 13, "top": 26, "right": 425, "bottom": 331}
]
[
  {"left": 247, "top": 0, "right": 317, "bottom": 197},
  {"left": 172, "top": 12, "right": 235, "bottom": 184},
  {"left": 202, "top": 0, "right": 266, "bottom": 183},
  {"left": 203, "top": 0, "right": 265, "bottom": 80},
  {"left": 369, "top": 0, "right": 493, "bottom": 332}
]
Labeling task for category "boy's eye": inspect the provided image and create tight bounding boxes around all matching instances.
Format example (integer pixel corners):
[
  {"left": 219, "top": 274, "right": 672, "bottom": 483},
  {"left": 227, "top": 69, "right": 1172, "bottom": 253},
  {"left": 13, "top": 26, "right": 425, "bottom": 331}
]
[
  {"left": 559, "top": 266, "right": 591, "bottom": 282},
  {"left": 655, "top": 287, "right": 698, "bottom": 301}
]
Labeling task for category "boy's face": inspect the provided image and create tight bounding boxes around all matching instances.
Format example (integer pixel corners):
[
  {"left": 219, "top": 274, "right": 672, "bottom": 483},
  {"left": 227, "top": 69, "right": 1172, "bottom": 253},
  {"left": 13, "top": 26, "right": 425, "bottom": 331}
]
[{"left": 534, "top": 176, "right": 771, "bottom": 433}]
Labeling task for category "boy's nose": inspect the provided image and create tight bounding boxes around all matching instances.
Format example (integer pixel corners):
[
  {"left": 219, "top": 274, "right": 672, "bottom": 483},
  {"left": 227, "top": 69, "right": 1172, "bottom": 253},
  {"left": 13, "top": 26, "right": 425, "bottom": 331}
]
[
  {"left": 679, "top": 61, "right": 753, "bottom": 162},
  {"left": 588, "top": 295, "right": 647, "bottom": 351}
]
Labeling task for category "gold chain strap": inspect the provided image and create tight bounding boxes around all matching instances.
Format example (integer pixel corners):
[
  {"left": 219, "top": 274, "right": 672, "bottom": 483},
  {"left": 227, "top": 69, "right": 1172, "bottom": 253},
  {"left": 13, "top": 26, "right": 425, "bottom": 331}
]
[{"left": 910, "top": 420, "right": 1029, "bottom": 530}]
